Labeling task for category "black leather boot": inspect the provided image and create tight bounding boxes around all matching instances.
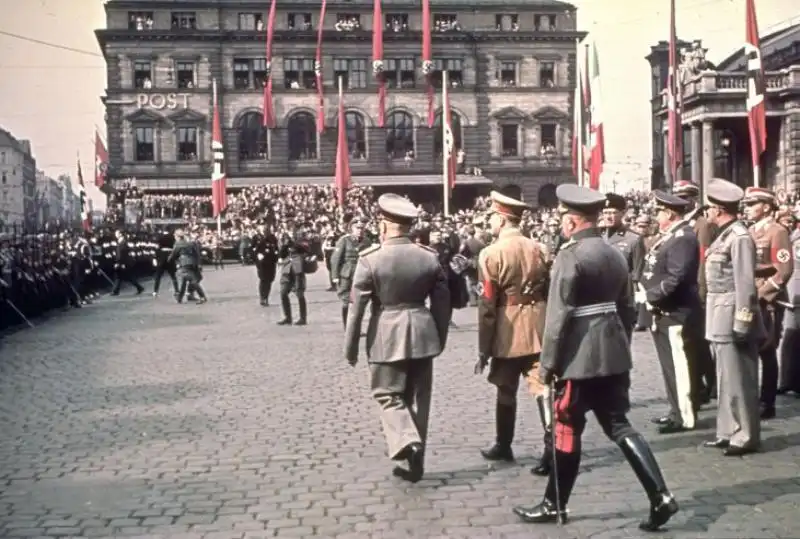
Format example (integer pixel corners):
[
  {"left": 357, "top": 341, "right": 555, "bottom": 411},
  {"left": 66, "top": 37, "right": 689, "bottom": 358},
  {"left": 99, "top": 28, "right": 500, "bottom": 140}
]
[
  {"left": 514, "top": 449, "right": 577, "bottom": 524},
  {"left": 531, "top": 395, "right": 552, "bottom": 476},
  {"left": 295, "top": 295, "right": 307, "bottom": 325},
  {"left": 277, "top": 295, "right": 292, "bottom": 325},
  {"left": 341, "top": 306, "right": 348, "bottom": 328},
  {"left": 480, "top": 402, "right": 516, "bottom": 461},
  {"left": 618, "top": 433, "right": 679, "bottom": 531}
]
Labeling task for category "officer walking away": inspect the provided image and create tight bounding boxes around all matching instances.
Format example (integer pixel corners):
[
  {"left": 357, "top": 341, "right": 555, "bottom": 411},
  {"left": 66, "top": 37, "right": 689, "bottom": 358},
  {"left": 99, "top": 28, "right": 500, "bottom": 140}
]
[
  {"left": 702, "top": 179, "right": 764, "bottom": 456},
  {"left": 673, "top": 180, "right": 719, "bottom": 403},
  {"left": 515, "top": 184, "right": 677, "bottom": 532},
  {"left": 474, "top": 191, "right": 550, "bottom": 475},
  {"left": 343, "top": 194, "right": 451, "bottom": 483},
  {"left": 778, "top": 208, "right": 800, "bottom": 394},
  {"left": 277, "top": 224, "right": 310, "bottom": 325},
  {"left": 742, "top": 187, "right": 794, "bottom": 419},
  {"left": 251, "top": 223, "right": 279, "bottom": 306},
  {"left": 110, "top": 229, "right": 145, "bottom": 296},
  {"left": 152, "top": 229, "right": 179, "bottom": 299},
  {"left": 72, "top": 232, "right": 94, "bottom": 305},
  {"left": 169, "top": 229, "right": 207, "bottom": 304},
  {"left": 638, "top": 191, "right": 701, "bottom": 434},
  {"left": 331, "top": 218, "right": 371, "bottom": 327}
]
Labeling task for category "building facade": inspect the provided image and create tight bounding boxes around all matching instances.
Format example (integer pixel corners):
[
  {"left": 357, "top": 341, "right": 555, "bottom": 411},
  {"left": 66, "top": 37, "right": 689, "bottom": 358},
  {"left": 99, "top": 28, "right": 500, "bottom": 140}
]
[
  {"left": 96, "top": 0, "right": 585, "bottom": 207},
  {"left": 0, "top": 128, "right": 37, "bottom": 230},
  {"left": 35, "top": 169, "right": 67, "bottom": 227},
  {"left": 647, "top": 25, "right": 800, "bottom": 195}
]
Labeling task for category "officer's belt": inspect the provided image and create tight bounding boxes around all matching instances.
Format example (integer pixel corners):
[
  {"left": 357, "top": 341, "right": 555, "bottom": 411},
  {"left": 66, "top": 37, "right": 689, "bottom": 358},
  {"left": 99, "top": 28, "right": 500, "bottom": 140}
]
[
  {"left": 572, "top": 302, "right": 617, "bottom": 317},
  {"left": 382, "top": 302, "right": 426, "bottom": 311},
  {"left": 499, "top": 293, "right": 544, "bottom": 306},
  {"left": 160, "top": 247, "right": 172, "bottom": 252}
]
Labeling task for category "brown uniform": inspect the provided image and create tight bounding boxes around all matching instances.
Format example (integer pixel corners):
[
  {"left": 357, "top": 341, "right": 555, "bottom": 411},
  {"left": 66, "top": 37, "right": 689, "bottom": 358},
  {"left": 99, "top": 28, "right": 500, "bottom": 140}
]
[{"left": 751, "top": 216, "right": 794, "bottom": 409}]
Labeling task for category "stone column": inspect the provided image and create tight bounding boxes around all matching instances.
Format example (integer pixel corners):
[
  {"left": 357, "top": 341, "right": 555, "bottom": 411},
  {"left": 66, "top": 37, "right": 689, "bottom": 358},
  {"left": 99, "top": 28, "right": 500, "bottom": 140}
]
[
  {"left": 702, "top": 121, "right": 715, "bottom": 201},
  {"left": 691, "top": 123, "right": 702, "bottom": 187}
]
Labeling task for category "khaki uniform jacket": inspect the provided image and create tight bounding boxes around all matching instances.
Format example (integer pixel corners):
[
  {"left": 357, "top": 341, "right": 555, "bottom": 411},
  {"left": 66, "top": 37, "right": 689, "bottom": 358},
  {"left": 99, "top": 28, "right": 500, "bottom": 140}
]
[
  {"left": 343, "top": 236, "right": 451, "bottom": 364},
  {"left": 751, "top": 216, "right": 794, "bottom": 304},
  {"left": 684, "top": 208, "right": 718, "bottom": 302},
  {"left": 705, "top": 220, "right": 765, "bottom": 343},
  {"left": 477, "top": 227, "right": 548, "bottom": 359}
]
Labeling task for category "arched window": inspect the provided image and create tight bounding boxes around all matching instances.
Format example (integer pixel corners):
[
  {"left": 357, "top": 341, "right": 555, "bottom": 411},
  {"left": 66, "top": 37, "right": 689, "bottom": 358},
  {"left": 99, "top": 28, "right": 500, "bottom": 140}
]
[
  {"left": 433, "top": 110, "right": 462, "bottom": 157},
  {"left": 287, "top": 111, "right": 317, "bottom": 161},
  {"left": 537, "top": 183, "right": 558, "bottom": 208},
  {"left": 385, "top": 111, "right": 415, "bottom": 159},
  {"left": 343, "top": 111, "right": 367, "bottom": 159},
  {"left": 238, "top": 112, "right": 268, "bottom": 160}
]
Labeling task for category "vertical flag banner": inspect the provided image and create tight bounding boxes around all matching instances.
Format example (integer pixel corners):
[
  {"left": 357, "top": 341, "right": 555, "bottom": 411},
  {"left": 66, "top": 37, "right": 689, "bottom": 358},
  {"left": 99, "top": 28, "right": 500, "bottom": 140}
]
[
  {"left": 315, "top": 0, "right": 328, "bottom": 133},
  {"left": 571, "top": 41, "right": 586, "bottom": 184},
  {"left": 586, "top": 42, "right": 605, "bottom": 189},
  {"left": 77, "top": 156, "right": 91, "bottom": 231},
  {"left": 422, "top": 0, "right": 434, "bottom": 127},
  {"left": 94, "top": 131, "right": 108, "bottom": 189},
  {"left": 335, "top": 77, "right": 351, "bottom": 206},
  {"left": 262, "top": 0, "right": 277, "bottom": 128},
  {"left": 666, "top": 0, "right": 683, "bottom": 184},
  {"left": 745, "top": 0, "right": 767, "bottom": 185},
  {"left": 372, "top": 0, "right": 386, "bottom": 127},
  {"left": 211, "top": 79, "right": 228, "bottom": 218}
]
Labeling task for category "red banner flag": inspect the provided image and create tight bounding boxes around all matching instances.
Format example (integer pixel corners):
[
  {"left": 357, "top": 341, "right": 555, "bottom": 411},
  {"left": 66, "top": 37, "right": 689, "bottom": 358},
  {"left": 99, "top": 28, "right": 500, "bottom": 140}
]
[
  {"left": 746, "top": 0, "right": 767, "bottom": 179},
  {"left": 262, "top": 0, "right": 277, "bottom": 128},
  {"left": 586, "top": 43, "right": 605, "bottom": 189},
  {"left": 422, "top": 0, "right": 434, "bottom": 127},
  {"left": 77, "top": 157, "right": 91, "bottom": 231},
  {"left": 666, "top": 0, "right": 682, "bottom": 184},
  {"left": 372, "top": 0, "right": 385, "bottom": 127},
  {"left": 443, "top": 77, "right": 456, "bottom": 191},
  {"left": 211, "top": 79, "right": 228, "bottom": 218},
  {"left": 94, "top": 131, "right": 108, "bottom": 189},
  {"left": 315, "top": 0, "right": 328, "bottom": 133},
  {"left": 335, "top": 81, "right": 351, "bottom": 207}
]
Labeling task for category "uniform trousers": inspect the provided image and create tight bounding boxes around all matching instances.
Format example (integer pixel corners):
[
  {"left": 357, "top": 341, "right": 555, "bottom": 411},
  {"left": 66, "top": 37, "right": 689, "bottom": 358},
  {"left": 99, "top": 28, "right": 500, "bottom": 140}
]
[
  {"left": 779, "top": 308, "right": 800, "bottom": 392},
  {"left": 759, "top": 302, "right": 783, "bottom": 408},
  {"left": 153, "top": 260, "right": 178, "bottom": 295},
  {"left": 279, "top": 270, "right": 307, "bottom": 320},
  {"left": 111, "top": 267, "right": 144, "bottom": 294},
  {"left": 683, "top": 306, "right": 715, "bottom": 398},
  {"left": 488, "top": 355, "right": 547, "bottom": 450},
  {"left": 711, "top": 340, "right": 760, "bottom": 449},
  {"left": 650, "top": 309, "right": 698, "bottom": 429},
  {"left": 256, "top": 262, "right": 276, "bottom": 301},
  {"left": 370, "top": 358, "right": 433, "bottom": 460}
]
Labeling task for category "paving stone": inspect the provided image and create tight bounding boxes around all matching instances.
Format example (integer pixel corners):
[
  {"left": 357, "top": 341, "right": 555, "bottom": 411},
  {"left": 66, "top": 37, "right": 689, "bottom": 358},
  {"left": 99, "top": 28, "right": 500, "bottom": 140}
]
[{"left": 1, "top": 268, "right": 799, "bottom": 538}]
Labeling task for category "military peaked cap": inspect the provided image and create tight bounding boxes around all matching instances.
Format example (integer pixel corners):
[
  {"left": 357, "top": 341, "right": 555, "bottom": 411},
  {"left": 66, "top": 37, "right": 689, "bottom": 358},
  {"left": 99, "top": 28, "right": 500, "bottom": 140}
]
[
  {"left": 377, "top": 193, "right": 418, "bottom": 224},
  {"left": 556, "top": 184, "right": 606, "bottom": 215},
  {"left": 604, "top": 193, "right": 627, "bottom": 211},
  {"left": 742, "top": 186, "right": 776, "bottom": 205},
  {"left": 706, "top": 178, "right": 744, "bottom": 206},
  {"left": 652, "top": 190, "right": 690, "bottom": 212},
  {"left": 488, "top": 190, "right": 529, "bottom": 218},
  {"left": 672, "top": 180, "right": 700, "bottom": 198}
]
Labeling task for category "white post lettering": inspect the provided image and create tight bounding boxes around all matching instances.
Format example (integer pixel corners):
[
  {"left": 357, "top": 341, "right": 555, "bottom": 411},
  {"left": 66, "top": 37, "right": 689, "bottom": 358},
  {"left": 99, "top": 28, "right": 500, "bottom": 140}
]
[
  {"left": 149, "top": 94, "right": 166, "bottom": 109},
  {"left": 136, "top": 94, "right": 148, "bottom": 108}
]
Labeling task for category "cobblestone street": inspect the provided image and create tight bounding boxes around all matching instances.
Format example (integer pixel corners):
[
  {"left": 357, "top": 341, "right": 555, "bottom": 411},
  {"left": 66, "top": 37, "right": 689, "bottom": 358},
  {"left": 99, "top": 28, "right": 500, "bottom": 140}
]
[{"left": 1, "top": 266, "right": 799, "bottom": 539}]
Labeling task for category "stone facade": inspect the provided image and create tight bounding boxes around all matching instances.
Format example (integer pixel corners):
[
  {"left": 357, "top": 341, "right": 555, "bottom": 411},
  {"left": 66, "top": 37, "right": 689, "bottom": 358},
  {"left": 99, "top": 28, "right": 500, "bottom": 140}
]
[{"left": 97, "top": 0, "right": 585, "bottom": 206}]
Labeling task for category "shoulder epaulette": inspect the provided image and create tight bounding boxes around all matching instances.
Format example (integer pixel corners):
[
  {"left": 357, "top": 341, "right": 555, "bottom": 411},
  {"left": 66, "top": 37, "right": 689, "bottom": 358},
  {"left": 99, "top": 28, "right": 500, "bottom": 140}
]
[
  {"left": 359, "top": 243, "right": 381, "bottom": 256},
  {"left": 731, "top": 222, "right": 749, "bottom": 237}
]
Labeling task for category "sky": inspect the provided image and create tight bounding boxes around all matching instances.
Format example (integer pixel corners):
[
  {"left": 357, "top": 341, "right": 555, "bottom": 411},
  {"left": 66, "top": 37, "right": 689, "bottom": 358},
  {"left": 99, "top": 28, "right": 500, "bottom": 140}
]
[{"left": 0, "top": 0, "right": 797, "bottom": 208}]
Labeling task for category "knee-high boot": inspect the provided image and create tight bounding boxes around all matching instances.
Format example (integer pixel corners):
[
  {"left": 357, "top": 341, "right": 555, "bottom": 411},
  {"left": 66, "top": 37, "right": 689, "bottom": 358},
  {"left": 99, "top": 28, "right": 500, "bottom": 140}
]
[
  {"left": 296, "top": 295, "right": 307, "bottom": 324},
  {"left": 277, "top": 294, "right": 292, "bottom": 324},
  {"left": 531, "top": 395, "right": 552, "bottom": 476},
  {"left": 341, "top": 305, "right": 348, "bottom": 328},
  {"left": 618, "top": 433, "right": 678, "bottom": 531},
  {"left": 480, "top": 401, "right": 516, "bottom": 461}
]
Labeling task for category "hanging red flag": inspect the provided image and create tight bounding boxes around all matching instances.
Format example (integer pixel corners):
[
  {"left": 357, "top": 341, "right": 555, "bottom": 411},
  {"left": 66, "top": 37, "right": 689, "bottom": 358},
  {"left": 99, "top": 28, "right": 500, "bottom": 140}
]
[
  {"left": 335, "top": 81, "right": 351, "bottom": 207},
  {"left": 443, "top": 77, "right": 456, "bottom": 191},
  {"left": 211, "top": 79, "right": 228, "bottom": 218},
  {"left": 372, "top": 0, "right": 385, "bottom": 127},
  {"left": 262, "top": 0, "right": 277, "bottom": 128},
  {"left": 586, "top": 43, "right": 605, "bottom": 189},
  {"left": 666, "top": 0, "right": 683, "bottom": 184},
  {"left": 77, "top": 157, "right": 91, "bottom": 232},
  {"left": 745, "top": 0, "right": 767, "bottom": 180},
  {"left": 315, "top": 0, "right": 328, "bottom": 133},
  {"left": 94, "top": 131, "right": 108, "bottom": 189},
  {"left": 422, "top": 0, "right": 434, "bottom": 127}
]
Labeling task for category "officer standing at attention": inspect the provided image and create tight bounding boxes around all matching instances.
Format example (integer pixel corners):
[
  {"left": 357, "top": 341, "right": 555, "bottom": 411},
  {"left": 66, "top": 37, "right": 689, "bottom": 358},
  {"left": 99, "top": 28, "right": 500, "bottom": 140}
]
[
  {"left": 331, "top": 218, "right": 371, "bottom": 327},
  {"left": 673, "top": 180, "right": 719, "bottom": 403},
  {"left": 702, "top": 179, "right": 764, "bottom": 456},
  {"left": 515, "top": 184, "right": 677, "bottom": 532},
  {"left": 638, "top": 191, "right": 701, "bottom": 434},
  {"left": 742, "top": 187, "right": 794, "bottom": 419},
  {"left": 168, "top": 229, "right": 207, "bottom": 304},
  {"left": 778, "top": 208, "right": 800, "bottom": 394},
  {"left": 603, "top": 193, "right": 646, "bottom": 337},
  {"left": 152, "top": 229, "right": 178, "bottom": 299},
  {"left": 251, "top": 223, "right": 279, "bottom": 306},
  {"left": 474, "top": 191, "right": 550, "bottom": 474},
  {"left": 344, "top": 194, "right": 451, "bottom": 483},
  {"left": 277, "top": 225, "right": 310, "bottom": 326}
]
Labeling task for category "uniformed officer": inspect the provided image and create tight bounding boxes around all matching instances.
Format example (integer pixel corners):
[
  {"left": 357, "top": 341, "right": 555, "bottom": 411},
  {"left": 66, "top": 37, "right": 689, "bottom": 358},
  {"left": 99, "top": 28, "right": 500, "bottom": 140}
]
[
  {"left": 152, "top": 229, "right": 178, "bottom": 299},
  {"left": 673, "top": 180, "right": 719, "bottom": 402},
  {"left": 331, "top": 219, "right": 372, "bottom": 327},
  {"left": 638, "top": 191, "right": 702, "bottom": 433},
  {"left": 168, "top": 229, "right": 207, "bottom": 304},
  {"left": 343, "top": 193, "right": 451, "bottom": 483},
  {"left": 603, "top": 194, "right": 646, "bottom": 311},
  {"left": 778, "top": 208, "right": 800, "bottom": 394},
  {"left": 251, "top": 223, "right": 279, "bottom": 306},
  {"left": 514, "top": 184, "right": 677, "bottom": 532},
  {"left": 742, "top": 187, "right": 794, "bottom": 419},
  {"left": 277, "top": 224, "right": 310, "bottom": 326},
  {"left": 702, "top": 178, "right": 764, "bottom": 455},
  {"left": 110, "top": 229, "right": 145, "bottom": 296},
  {"left": 474, "top": 191, "right": 550, "bottom": 475},
  {"left": 633, "top": 214, "right": 656, "bottom": 331}
]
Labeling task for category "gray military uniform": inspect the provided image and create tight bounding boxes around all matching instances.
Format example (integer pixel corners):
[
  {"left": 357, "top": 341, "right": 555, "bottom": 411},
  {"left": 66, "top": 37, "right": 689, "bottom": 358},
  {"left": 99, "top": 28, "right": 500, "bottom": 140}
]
[
  {"left": 778, "top": 228, "right": 800, "bottom": 391},
  {"left": 705, "top": 220, "right": 764, "bottom": 449},
  {"left": 344, "top": 236, "right": 451, "bottom": 460}
]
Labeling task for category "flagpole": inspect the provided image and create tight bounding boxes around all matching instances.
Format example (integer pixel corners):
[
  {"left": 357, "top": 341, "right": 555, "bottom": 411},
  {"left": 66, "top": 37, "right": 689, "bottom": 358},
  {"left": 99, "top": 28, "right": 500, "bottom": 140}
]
[
  {"left": 442, "top": 69, "right": 450, "bottom": 217},
  {"left": 576, "top": 39, "right": 585, "bottom": 187},
  {"left": 213, "top": 78, "right": 222, "bottom": 237}
]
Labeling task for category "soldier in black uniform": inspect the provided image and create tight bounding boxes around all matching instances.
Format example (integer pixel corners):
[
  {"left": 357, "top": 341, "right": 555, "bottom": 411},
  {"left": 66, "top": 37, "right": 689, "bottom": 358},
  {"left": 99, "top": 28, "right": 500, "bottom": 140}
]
[
  {"left": 169, "top": 229, "right": 207, "bottom": 304},
  {"left": 251, "top": 223, "right": 279, "bottom": 306},
  {"left": 638, "top": 191, "right": 702, "bottom": 433},
  {"left": 72, "top": 232, "right": 94, "bottom": 305},
  {"left": 152, "top": 229, "right": 179, "bottom": 299},
  {"left": 514, "top": 184, "right": 678, "bottom": 532},
  {"left": 277, "top": 226, "right": 310, "bottom": 325},
  {"left": 110, "top": 229, "right": 145, "bottom": 296}
]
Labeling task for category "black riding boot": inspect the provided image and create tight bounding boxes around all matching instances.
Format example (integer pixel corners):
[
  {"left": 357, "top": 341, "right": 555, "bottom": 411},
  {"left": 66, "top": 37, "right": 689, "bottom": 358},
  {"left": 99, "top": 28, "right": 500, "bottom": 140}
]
[
  {"left": 480, "top": 401, "right": 516, "bottom": 461},
  {"left": 295, "top": 295, "right": 307, "bottom": 325},
  {"left": 514, "top": 449, "right": 577, "bottom": 524},
  {"left": 619, "top": 433, "right": 678, "bottom": 531},
  {"left": 341, "top": 306, "right": 348, "bottom": 328},
  {"left": 531, "top": 395, "right": 552, "bottom": 476},
  {"left": 277, "top": 294, "right": 292, "bottom": 325}
]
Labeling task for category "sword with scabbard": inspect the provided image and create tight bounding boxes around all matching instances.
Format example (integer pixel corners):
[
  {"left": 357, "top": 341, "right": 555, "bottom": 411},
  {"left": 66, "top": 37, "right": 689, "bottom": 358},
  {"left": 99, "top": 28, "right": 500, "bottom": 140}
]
[{"left": 547, "top": 379, "right": 564, "bottom": 525}]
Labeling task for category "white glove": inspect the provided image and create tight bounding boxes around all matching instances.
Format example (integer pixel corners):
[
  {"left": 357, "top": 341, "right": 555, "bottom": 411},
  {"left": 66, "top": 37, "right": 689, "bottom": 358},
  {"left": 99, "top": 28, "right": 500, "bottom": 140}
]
[
  {"left": 634, "top": 283, "right": 648, "bottom": 305},
  {"left": 152, "top": 259, "right": 158, "bottom": 267},
  {"left": 257, "top": 253, "right": 264, "bottom": 261}
]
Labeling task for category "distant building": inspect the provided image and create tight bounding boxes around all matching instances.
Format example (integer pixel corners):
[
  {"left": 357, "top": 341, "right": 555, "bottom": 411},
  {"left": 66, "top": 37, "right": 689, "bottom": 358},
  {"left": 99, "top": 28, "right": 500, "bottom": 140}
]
[
  {"left": 0, "top": 127, "right": 37, "bottom": 230},
  {"left": 56, "top": 174, "right": 81, "bottom": 226},
  {"left": 35, "top": 169, "right": 67, "bottom": 227},
  {"left": 647, "top": 24, "right": 800, "bottom": 195}
]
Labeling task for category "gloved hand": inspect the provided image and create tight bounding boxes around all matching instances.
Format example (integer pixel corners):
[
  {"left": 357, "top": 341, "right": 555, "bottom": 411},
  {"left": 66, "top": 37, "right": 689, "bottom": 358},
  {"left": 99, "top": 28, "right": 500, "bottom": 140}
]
[
  {"left": 634, "top": 283, "right": 648, "bottom": 305},
  {"left": 474, "top": 354, "right": 490, "bottom": 374}
]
